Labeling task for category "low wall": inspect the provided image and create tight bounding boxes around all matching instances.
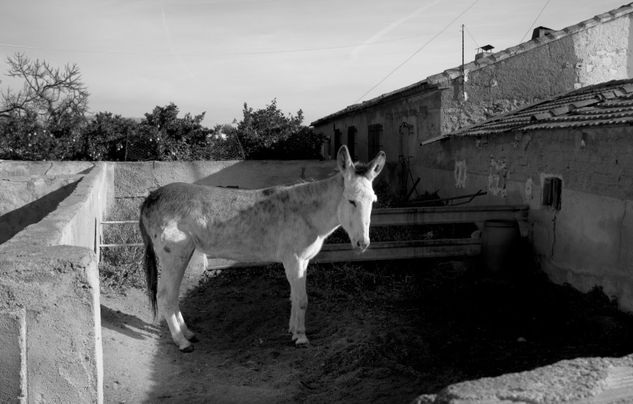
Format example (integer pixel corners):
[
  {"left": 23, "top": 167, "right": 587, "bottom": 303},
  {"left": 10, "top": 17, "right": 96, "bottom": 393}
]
[
  {"left": 0, "top": 162, "right": 113, "bottom": 403},
  {"left": 0, "top": 160, "right": 94, "bottom": 177},
  {"left": 0, "top": 161, "right": 96, "bottom": 247},
  {"left": 0, "top": 175, "right": 81, "bottom": 217},
  {"left": 114, "top": 159, "right": 338, "bottom": 197},
  {"left": 0, "top": 176, "right": 82, "bottom": 245}
]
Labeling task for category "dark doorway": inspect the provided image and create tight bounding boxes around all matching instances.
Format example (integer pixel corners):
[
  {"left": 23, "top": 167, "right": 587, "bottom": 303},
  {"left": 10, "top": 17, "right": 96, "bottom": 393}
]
[
  {"left": 333, "top": 129, "right": 342, "bottom": 158},
  {"left": 368, "top": 124, "right": 382, "bottom": 157},
  {"left": 347, "top": 126, "right": 357, "bottom": 160}
]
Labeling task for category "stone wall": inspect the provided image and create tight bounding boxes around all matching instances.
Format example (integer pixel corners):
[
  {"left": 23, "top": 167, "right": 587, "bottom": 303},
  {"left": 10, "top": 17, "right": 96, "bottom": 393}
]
[
  {"left": 314, "top": 87, "right": 443, "bottom": 163},
  {"left": 416, "top": 125, "right": 633, "bottom": 311},
  {"left": 431, "top": 9, "right": 633, "bottom": 136},
  {"left": 313, "top": 6, "right": 633, "bottom": 197}
]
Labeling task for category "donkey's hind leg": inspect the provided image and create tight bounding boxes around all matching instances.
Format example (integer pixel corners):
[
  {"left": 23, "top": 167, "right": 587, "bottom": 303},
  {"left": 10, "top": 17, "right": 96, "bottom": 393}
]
[
  {"left": 174, "top": 250, "right": 207, "bottom": 343},
  {"left": 157, "top": 240, "right": 196, "bottom": 352}
]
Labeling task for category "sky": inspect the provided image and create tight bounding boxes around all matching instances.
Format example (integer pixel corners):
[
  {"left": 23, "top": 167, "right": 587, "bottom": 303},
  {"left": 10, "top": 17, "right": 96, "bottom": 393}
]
[{"left": 0, "top": 0, "right": 629, "bottom": 127}]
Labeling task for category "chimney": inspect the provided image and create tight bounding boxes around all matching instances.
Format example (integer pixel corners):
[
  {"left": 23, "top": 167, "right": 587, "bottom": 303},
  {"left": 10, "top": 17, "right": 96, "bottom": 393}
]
[
  {"left": 475, "top": 44, "right": 494, "bottom": 60},
  {"left": 531, "top": 26, "right": 554, "bottom": 40}
]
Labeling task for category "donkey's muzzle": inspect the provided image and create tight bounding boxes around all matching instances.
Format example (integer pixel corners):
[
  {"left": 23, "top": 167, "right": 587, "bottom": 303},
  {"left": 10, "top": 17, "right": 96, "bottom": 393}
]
[{"left": 355, "top": 239, "right": 370, "bottom": 253}]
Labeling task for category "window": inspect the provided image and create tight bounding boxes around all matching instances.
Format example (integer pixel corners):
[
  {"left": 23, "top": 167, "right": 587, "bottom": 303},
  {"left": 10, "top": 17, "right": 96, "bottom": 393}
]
[
  {"left": 347, "top": 126, "right": 357, "bottom": 160},
  {"left": 542, "top": 177, "right": 562, "bottom": 210},
  {"left": 368, "top": 124, "right": 383, "bottom": 157}
]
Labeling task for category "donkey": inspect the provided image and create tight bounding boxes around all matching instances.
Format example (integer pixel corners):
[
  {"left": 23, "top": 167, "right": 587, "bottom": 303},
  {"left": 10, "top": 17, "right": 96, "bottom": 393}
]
[{"left": 139, "top": 145, "right": 386, "bottom": 352}]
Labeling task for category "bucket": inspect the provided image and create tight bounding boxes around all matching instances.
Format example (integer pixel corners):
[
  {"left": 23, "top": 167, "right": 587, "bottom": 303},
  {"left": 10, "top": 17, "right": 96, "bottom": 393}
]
[{"left": 482, "top": 219, "right": 520, "bottom": 273}]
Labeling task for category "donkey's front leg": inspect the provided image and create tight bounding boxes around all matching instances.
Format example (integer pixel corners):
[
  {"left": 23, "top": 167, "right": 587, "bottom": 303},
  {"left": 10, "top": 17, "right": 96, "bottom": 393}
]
[{"left": 283, "top": 257, "right": 309, "bottom": 345}]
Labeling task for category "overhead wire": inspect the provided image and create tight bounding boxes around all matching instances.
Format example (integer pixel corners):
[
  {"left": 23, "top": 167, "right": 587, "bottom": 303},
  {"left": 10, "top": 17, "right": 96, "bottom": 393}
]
[
  {"left": 464, "top": 25, "right": 480, "bottom": 49},
  {"left": 519, "top": 0, "right": 553, "bottom": 43},
  {"left": 0, "top": 29, "right": 445, "bottom": 58},
  {"left": 354, "top": 0, "right": 481, "bottom": 103}
]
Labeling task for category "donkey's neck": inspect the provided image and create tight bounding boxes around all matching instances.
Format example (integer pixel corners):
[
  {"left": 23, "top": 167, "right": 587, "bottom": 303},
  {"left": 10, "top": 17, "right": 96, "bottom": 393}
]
[{"left": 293, "top": 173, "right": 343, "bottom": 237}]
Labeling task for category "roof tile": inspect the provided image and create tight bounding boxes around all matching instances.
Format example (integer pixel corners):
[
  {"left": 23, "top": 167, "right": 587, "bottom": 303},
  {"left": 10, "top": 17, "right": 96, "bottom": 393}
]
[{"left": 448, "top": 78, "right": 633, "bottom": 137}]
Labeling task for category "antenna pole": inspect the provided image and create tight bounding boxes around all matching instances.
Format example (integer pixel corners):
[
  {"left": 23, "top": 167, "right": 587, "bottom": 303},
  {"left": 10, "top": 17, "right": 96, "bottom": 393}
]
[{"left": 461, "top": 24, "right": 465, "bottom": 99}]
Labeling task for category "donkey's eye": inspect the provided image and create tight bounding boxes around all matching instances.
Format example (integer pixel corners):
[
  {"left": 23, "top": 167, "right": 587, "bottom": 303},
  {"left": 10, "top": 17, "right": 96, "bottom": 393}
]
[{"left": 348, "top": 200, "right": 357, "bottom": 207}]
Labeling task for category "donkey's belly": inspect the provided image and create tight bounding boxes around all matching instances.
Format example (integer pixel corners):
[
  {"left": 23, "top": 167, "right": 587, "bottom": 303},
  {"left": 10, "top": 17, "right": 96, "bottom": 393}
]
[
  {"left": 195, "top": 226, "right": 282, "bottom": 263},
  {"left": 203, "top": 243, "right": 278, "bottom": 263}
]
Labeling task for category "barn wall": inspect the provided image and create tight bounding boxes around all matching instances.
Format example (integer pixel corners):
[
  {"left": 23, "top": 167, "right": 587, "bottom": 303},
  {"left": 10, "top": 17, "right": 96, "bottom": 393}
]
[
  {"left": 416, "top": 126, "right": 633, "bottom": 311},
  {"left": 313, "top": 9, "right": 633, "bottom": 197},
  {"left": 431, "top": 10, "right": 633, "bottom": 137},
  {"left": 315, "top": 89, "right": 442, "bottom": 163}
]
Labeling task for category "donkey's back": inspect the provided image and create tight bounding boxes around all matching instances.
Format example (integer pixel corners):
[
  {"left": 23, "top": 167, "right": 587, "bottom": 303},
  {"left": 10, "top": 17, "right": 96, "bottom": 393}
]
[{"left": 140, "top": 182, "right": 317, "bottom": 262}]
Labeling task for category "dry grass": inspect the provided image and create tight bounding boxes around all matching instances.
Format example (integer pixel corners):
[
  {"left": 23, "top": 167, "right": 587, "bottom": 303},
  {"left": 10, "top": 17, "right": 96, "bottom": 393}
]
[{"left": 99, "top": 221, "right": 144, "bottom": 292}]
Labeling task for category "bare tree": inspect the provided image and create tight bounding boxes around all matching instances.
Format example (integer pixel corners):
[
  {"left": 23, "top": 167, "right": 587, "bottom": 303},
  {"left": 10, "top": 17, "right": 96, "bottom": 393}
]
[{"left": 0, "top": 53, "right": 89, "bottom": 122}]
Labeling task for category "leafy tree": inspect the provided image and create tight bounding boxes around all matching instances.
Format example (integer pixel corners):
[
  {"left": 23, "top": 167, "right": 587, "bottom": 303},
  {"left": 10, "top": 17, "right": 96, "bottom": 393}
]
[
  {"left": 0, "top": 110, "right": 50, "bottom": 159},
  {"left": 236, "top": 99, "right": 323, "bottom": 159},
  {"left": 132, "top": 103, "right": 213, "bottom": 161},
  {"left": 81, "top": 112, "right": 139, "bottom": 160},
  {"left": 210, "top": 123, "right": 245, "bottom": 160}
]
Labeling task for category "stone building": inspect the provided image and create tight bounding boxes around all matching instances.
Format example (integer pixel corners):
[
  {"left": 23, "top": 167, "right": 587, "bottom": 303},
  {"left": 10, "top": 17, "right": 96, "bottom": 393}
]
[
  {"left": 419, "top": 77, "right": 633, "bottom": 311},
  {"left": 312, "top": 3, "right": 633, "bottom": 194}
]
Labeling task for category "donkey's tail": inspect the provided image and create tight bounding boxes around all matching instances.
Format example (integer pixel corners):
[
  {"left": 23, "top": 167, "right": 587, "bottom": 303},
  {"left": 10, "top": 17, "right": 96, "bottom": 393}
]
[{"left": 139, "top": 204, "right": 158, "bottom": 319}]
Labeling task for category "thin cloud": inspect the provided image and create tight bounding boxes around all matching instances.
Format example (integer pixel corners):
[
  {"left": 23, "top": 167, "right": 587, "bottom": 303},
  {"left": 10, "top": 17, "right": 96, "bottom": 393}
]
[
  {"left": 160, "top": 5, "right": 196, "bottom": 80},
  {"left": 351, "top": 0, "right": 442, "bottom": 60}
]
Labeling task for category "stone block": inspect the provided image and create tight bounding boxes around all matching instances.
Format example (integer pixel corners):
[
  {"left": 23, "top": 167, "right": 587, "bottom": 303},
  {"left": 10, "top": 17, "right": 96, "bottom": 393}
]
[{"left": 0, "top": 308, "right": 27, "bottom": 403}]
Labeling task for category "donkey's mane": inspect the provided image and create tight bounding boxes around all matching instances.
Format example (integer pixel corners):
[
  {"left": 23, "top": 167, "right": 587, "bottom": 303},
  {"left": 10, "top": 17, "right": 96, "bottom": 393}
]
[{"left": 354, "top": 162, "right": 373, "bottom": 177}]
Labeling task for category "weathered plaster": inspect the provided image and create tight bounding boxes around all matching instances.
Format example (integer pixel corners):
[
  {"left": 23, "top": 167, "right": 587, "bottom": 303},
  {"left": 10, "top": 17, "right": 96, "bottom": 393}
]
[
  {"left": 0, "top": 162, "right": 112, "bottom": 403},
  {"left": 488, "top": 157, "right": 508, "bottom": 197},
  {"left": 417, "top": 125, "right": 633, "bottom": 312},
  {"left": 454, "top": 160, "right": 467, "bottom": 189},
  {"left": 574, "top": 16, "right": 631, "bottom": 87}
]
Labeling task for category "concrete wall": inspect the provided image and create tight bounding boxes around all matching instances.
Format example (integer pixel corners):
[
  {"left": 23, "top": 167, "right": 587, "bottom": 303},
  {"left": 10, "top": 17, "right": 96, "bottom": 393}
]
[
  {"left": 114, "top": 159, "right": 340, "bottom": 197},
  {"left": 0, "top": 162, "right": 113, "bottom": 403},
  {"left": 416, "top": 125, "right": 633, "bottom": 312},
  {"left": 111, "top": 159, "right": 400, "bottom": 219},
  {"left": 0, "top": 176, "right": 81, "bottom": 244},
  {"left": 0, "top": 161, "right": 95, "bottom": 246}
]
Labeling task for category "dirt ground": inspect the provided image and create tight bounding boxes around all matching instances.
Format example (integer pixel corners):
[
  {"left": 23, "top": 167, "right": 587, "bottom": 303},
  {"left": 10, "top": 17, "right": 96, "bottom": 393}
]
[{"left": 101, "top": 258, "right": 633, "bottom": 404}]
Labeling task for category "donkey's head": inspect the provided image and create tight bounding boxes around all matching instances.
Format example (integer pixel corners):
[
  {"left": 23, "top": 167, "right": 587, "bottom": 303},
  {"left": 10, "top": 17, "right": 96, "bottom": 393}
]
[{"left": 336, "top": 145, "right": 386, "bottom": 252}]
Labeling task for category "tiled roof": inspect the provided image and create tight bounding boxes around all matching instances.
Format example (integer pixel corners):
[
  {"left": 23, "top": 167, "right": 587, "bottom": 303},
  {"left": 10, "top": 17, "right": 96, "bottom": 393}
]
[
  {"left": 311, "top": 3, "right": 633, "bottom": 127},
  {"left": 441, "top": 78, "right": 633, "bottom": 139}
]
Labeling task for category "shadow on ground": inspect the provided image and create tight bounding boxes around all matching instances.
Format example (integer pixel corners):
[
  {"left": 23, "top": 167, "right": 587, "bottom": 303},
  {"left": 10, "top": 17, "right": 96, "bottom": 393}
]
[
  {"left": 142, "top": 259, "right": 633, "bottom": 403},
  {"left": 101, "top": 305, "right": 160, "bottom": 341}
]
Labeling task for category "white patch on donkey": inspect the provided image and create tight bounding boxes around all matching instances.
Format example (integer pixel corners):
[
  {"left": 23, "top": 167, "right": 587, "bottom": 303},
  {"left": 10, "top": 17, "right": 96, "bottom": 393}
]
[{"left": 139, "top": 146, "right": 386, "bottom": 352}]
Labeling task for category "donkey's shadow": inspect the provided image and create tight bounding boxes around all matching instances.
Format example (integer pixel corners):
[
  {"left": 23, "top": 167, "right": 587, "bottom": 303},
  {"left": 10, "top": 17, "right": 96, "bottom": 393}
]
[{"left": 101, "top": 304, "right": 161, "bottom": 341}]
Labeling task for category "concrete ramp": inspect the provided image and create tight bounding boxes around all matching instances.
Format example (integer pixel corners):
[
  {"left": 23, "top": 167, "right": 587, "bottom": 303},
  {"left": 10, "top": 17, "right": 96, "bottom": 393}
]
[{"left": 420, "top": 356, "right": 633, "bottom": 404}]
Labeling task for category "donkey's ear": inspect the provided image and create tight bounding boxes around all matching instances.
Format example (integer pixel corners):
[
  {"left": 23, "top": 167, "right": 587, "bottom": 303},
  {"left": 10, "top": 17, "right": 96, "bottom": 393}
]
[
  {"left": 336, "top": 145, "right": 353, "bottom": 173},
  {"left": 366, "top": 151, "right": 386, "bottom": 180}
]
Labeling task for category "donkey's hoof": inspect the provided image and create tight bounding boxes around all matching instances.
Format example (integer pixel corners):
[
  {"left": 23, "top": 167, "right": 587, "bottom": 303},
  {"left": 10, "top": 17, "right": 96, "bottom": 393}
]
[
  {"left": 294, "top": 334, "right": 310, "bottom": 345},
  {"left": 179, "top": 344, "right": 194, "bottom": 353}
]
